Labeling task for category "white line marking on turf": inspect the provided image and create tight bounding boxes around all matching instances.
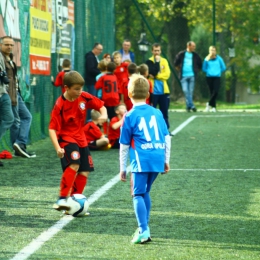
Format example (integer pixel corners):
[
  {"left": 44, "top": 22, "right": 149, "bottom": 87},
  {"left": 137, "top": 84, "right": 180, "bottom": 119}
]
[
  {"left": 170, "top": 169, "right": 260, "bottom": 171},
  {"left": 10, "top": 166, "right": 130, "bottom": 260},
  {"left": 171, "top": 115, "right": 197, "bottom": 136}
]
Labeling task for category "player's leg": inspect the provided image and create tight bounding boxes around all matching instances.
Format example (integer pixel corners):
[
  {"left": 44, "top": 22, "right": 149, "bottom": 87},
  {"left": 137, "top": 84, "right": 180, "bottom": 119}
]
[
  {"left": 71, "top": 146, "right": 94, "bottom": 195},
  {"left": 131, "top": 172, "right": 150, "bottom": 243},
  {"left": 53, "top": 143, "right": 80, "bottom": 211}
]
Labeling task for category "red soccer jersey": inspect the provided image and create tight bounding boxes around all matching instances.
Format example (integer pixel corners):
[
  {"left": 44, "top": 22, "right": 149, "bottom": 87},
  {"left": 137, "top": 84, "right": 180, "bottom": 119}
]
[
  {"left": 53, "top": 70, "right": 70, "bottom": 93},
  {"left": 120, "top": 78, "right": 133, "bottom": 111},
  {"left": 83, "top": 121, "right": 103, "bottom": 142},
  {"left": 95, "top": 73, "right": 120, "bottom": 106},
  {"left": 146, "top": 79, "right": 153, "bottom": 105},
  {"left": 49, "top": 92, "right": 104, "bottom": 147},
  {"left": 114, "top": 62, "right": 129, "bottom": 92},
  {"left": 108, "top": 116, "right": 121, "bottom": 144}
]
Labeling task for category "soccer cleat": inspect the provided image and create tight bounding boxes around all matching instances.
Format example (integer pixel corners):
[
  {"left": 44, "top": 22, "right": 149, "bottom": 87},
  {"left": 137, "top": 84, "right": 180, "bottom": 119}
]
[
  {"left": 131, "top": 230, "right": 150, "bottom": 244},
  {"left": 211, "top": 107, "right": 216, "bottom": 112},
  {"left": 204, "top": 102, "right": 210, "bottom": 112},
  {"left": 132, "top": 227, "right": 152, "bottom": 242},
  {"left": 53, "top": 199, "right": 71, "bottom": 211},
  {"left": 191, "top": 107, "right": 197, "bottom": 112}
]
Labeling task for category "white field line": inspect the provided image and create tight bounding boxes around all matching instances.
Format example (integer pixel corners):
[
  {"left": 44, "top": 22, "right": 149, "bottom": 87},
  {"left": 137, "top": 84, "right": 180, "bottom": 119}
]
[
  {"left": 10, "top": 166, "right": 130, "bottom": 260},
  {"left": 170, "top": 169, "right": 260, "bottom": 171},
  {"left": 11, "top": 114, "right": 255, "bottom": 259}
]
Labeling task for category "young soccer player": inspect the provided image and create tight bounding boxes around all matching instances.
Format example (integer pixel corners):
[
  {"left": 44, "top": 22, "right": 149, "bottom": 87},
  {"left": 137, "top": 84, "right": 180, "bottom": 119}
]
[
  {"left": 138, "top": 64, "right": 153, "bottom": 106},
  {"left": 51, "top": 59, "right": 71, "bottom": 94},
  {"left": 113, "top": 51, "right": 129, "bottom": 92},
  {"left": 84, "top": 109, "right": 110, "bottom": 150},
  {"left": 95, "top": 62, "right": 120, "bottom": 119},
  {"left": 108, "top": 104, "right": 126, "bottom": 149},
  {"left": 96, "top": 59, "right": 108, "bottom": 99},
  {"left": 119, "top": 74, "right": 171, "bottom": 244},
  {"left": 120, "top": 63, "right": 138, "bottom": 111},
  {"left": 49, "top": 71, "right": 107, "bottom": 211}
]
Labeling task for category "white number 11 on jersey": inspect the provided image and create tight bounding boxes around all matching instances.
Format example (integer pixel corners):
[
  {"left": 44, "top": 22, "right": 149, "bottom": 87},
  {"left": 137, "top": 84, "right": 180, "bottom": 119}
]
[{"left": 138, "top": 115, "right": 159, "bottom": 141}]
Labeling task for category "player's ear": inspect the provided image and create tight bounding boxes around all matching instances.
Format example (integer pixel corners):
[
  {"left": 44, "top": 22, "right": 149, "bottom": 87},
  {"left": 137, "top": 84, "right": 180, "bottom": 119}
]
[
  {"left": 64, "top": 85, "right": 69, "bottom": 91},
  {"left": 128, "top": 91, "right": 133, "bottom": 99},
  {"left": 146, "top": 92, "right": 150, "bottom": 99}
]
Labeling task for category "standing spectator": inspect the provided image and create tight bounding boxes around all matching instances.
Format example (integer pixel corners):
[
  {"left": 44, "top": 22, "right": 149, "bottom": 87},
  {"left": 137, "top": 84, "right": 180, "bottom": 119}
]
[
  {"left": 0, "top": 36, "right": 35, "bottom": 158},
  {"left": 0, "top": 51, "right": 14, "bottom": 166},
  {"left": 84, "top": 42, "right": 103, "bottom": 96},
  {"left": 174, "top": 41, "right": 202, "bottom": 112},
  {"left": 202, "top": 46, "right": 226, "bottom": 112},
  {"left": 118, "top": 39, "right": 135, "bottom": 62},
  {"left": 146, "top": 43, "right": 171, "bottom": 130},
  {"left": 51, "top": 59, "right": 71, "bottom": 94}
]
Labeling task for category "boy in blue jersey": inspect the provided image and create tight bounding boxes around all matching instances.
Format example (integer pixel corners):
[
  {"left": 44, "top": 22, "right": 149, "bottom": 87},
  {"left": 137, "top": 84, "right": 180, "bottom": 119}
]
[{"left": 119, "top": 74, "right": 171, "bottom": 244}]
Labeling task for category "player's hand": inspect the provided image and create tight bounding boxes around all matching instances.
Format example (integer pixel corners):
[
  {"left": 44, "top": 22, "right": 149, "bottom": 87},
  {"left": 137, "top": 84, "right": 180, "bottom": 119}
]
[
  {"left": 120, "top": 171, "right": 127, "bottom": 182},
  {"left": 97, "top": 115, "right": 108, "bottom": 124},
  {"left": 155, "top": 55, "right": 160, "bottom": 62},
  {"left": 57, "top": 148, "right": 65, "bottom": 158},
  {"left": 162, "top": 163, "right": 170, "bottom": 174}
]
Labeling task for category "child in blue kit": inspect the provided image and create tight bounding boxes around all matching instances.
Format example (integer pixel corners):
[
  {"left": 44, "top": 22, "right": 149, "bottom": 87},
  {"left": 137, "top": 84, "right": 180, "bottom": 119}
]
[{"left": 119, "top": 74, "right": 171, "bottom": 244}]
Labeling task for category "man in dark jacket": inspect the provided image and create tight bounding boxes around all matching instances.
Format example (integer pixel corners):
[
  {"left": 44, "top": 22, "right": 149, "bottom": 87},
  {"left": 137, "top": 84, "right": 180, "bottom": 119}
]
[
  {"left": 174, "top": 41, "right": 202, "bottom": 112},
  {"left": 84, "top": 43, "right": 103, "bottom": 96}
]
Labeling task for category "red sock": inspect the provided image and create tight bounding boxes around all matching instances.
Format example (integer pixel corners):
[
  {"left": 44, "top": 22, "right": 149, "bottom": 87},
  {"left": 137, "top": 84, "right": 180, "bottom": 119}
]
[
  {"left": 71, "top": 174, "right": 87, "bottom": 195},
  {"left": 103, "top": 121, "right": 108, "bottom": 135},
  {"left": 60, "top": 167, "right": 77, "bottom": 197}
]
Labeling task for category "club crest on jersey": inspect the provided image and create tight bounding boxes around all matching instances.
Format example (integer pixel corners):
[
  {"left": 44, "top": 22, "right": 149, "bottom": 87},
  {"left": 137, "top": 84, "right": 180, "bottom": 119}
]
[
  {"left": 120, "top": 67, "right": 124, "bottom": 72},
  {"left": 79, "top": 102, "right": 86, "bottom": 110},
  {"left": 71, "top": 151, "right": 80, "bottom": 160}
]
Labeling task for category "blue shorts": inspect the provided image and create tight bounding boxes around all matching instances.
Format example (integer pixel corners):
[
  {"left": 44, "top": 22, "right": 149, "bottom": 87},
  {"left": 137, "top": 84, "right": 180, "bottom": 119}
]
[{"left": 132, "top": 172, "right": 159, "bottom": 195}]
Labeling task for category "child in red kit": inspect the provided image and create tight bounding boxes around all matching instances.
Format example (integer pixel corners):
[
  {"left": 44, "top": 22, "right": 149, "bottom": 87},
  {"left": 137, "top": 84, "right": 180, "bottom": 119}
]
[
  {"left": 84, "top": 109, "right": 110, "bottom": 150},
  {"left": 113, "top": 51, "right": 129, "bottom": 93},
  {"left": 51, "top": 59, "right": 71, "bottom": 94},
  {"left": 120, "top": 63, "right": 138, "bottom": 111},
  {"left": 95, "top": 62, "right": 120, "bottom": 119},
  {"left": 138, "top": 64, "right": 153, "bottom": 106},
  {"left": 49, "top": 71, "right": 107, "bottom": 211},
  {"left": 108, "top": 104, "right": 126, "bottom": 148}
]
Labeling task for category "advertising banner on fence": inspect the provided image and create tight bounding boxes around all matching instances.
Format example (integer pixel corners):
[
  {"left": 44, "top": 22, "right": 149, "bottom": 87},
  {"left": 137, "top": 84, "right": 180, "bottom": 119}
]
[{"left": 30, "top": 7, "right": 52, "bottom": 75}]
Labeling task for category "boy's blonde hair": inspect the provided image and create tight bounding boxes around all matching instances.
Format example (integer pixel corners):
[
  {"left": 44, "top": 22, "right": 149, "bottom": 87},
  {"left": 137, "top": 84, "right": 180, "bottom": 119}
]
[
  {"left": 91, "top": 109, "right": 101, "bottom": 120},
  {"left": 138, "top": 64, "right": 148, "bottom": 76},
  {"left": 112, "top": 51, "right": 122, "bottom": 58},
  {"left": 63, "top": 71, "right": 85, "bottom": 87},
  {"left": 98, "top": 59, "right": 108, "bottom": 71},
  {"left": 128, "top": 74, "right": 149, "bottom": 100}
]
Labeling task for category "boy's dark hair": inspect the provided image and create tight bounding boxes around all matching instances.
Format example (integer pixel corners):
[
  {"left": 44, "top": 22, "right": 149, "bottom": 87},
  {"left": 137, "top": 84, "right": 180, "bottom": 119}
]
[
  {"left": 62, "top": 59, "right": 71, "bottom": 68},
  {"left": 128, "top": 63, "right": 137, "bottom": 75},
  {"left": 107, "top": 62, "right": 116, "bottom": 73},
  {"left": 137, "top": 64, "right": 148, "bottom": 76},
  {"left": 129, "top": 75, "right": 149, "bottom": 100},
  {"left": 63, "top": 71, "right": 85, "bottom": 87},
  {"left": 152, "top": 43, "right": 161, "bottom": 50}
]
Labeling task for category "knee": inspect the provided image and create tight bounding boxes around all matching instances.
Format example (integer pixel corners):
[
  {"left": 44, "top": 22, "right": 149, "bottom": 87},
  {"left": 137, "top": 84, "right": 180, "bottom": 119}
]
[{"left": 69, "top": 163, "right": 80, "bottom": 172}]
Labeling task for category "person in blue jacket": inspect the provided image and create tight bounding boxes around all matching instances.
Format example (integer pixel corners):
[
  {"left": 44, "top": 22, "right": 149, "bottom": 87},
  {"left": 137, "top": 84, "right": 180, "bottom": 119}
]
[{"left": 202, "top": 46, "right": 226, "bottom": 112}]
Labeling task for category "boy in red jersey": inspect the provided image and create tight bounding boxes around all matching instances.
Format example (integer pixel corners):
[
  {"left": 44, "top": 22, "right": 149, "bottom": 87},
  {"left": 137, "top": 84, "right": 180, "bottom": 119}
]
[
  {"left": 84, "top": 109, "right": 110, "bottom": 150},
  {"left": 120, "top": 63, "right": 138, "bottom": 111},
  {"left": 95, "top": 62, "right": 120, "bottom": 120},
  {"left": 137, "top": 64, "right": 153, "bottom": 106},
  {"left": 108, "top": 104, "right": 126, "bottom": 148},
  {"left": 49, "top": 71, "right": 107, "bottom": 211},
  {"left": 51, "top": 59, "right": 71, "bottom": 94},
  {"left": 113, "top": 51, "right": 129, "bottom": 93}
]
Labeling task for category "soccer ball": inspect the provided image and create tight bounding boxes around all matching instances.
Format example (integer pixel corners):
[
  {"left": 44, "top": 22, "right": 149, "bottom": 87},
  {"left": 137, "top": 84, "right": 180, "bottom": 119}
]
[{"left": 67, "top": 194, "right": 89, "bottom": 217}]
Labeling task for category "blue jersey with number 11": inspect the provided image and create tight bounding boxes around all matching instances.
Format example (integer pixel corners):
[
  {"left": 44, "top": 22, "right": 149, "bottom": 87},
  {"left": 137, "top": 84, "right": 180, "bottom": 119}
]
[{"left": 120, "top": 103, "right": 169, "bottom": 173}]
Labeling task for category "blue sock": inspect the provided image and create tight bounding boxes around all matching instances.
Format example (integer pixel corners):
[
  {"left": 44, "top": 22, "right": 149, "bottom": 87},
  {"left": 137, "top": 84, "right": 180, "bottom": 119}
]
[
  {"left": 143, "top": 192, "right": 151, "bottom": 224},
  {"left": 133, "top": 195, "right": 147, "bottom": 233}
]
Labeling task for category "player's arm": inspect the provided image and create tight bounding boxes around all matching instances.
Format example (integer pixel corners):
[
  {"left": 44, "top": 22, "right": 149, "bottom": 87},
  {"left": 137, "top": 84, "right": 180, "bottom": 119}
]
[
  {"left": 49, "top": 129, "right": 64, "bottom": 158},
  {"left": 119, "top": 144, "right": 129, "bottom": 182},
  {"left": 97, "top": 106, "right": 108, "bottom": 124},
  {"left": 162, "top": 134, "right": 171, "bottom": 174},
  {"left": 111, "top": 118, "right": 123, "bottom": 130}
]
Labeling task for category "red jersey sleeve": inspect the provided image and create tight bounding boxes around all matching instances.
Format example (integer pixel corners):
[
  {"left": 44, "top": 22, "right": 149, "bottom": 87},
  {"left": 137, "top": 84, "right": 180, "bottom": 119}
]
[
  {"left": 95, "top": 75, "right": 103, "bottom": 90},
  {"left": 54, "top": 71, "right": 65, "bottom": 87}
]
